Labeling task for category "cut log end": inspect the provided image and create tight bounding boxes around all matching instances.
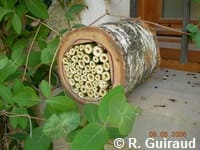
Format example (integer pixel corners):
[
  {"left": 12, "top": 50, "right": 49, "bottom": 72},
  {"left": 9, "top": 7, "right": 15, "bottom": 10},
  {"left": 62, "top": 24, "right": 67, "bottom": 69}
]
[{"left": 58, "top": 27, "right": 125, "bottom": 103}]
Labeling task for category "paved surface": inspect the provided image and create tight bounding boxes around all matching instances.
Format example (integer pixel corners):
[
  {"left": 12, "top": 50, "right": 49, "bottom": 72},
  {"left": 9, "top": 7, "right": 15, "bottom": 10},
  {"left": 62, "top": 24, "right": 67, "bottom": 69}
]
[
  {"left": 53, "top": 68, "right": 200, "bottom": 150},
  {"left": 128, "top": 68, "right": 200, "bottom": 150}
]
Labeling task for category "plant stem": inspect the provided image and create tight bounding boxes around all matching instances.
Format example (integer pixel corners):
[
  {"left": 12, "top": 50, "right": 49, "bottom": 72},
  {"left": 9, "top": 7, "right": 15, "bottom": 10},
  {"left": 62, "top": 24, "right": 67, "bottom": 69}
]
[
  {"left": 1, "top": 111, "right": 46, "bottom": 121},
  {"left": 22, "top": 25, "right": 41, "bottom": 81},
  {"left": 25, "top": 15, "right": 60, "bottom": 36},
  {"left": 48, "top": 37, "right": 62, "bottom": 93}
]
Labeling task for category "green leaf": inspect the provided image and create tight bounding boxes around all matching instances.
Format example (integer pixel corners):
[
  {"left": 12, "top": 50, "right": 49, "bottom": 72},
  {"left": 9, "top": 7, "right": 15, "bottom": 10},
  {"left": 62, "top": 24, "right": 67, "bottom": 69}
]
[
  {"left": 45, "top": 96, "right": 77, "bottom": 116},
  {"left": 25, "top": 127, "right": 51, "bottom": 150},
  {"left": 13, "top": 79, "right": 24, "bottom": 96},
  {"left": 9, "top": 107, "right": 28, "bottom": 129},
  {"left": 13, "top": 87, "right": 40, "bottom": 107},
  {"left": 0, "top": 0, "right": 16, "bottom": 9},
  {"left": 0, "top": 84, "right": 13, "bottom": 103},
  {"left": 0, "top": 7, "right": 12, "bottom": 21},
  {"left": 186, "top": 24, "right": 200, "bottom": 48},
  {"left": 117, "top": 103, "right": 138, "bottom": 135},
  {"left": 98, "top": 86, "right": 140, "bottom": 135},
  {"left": 16, "top": 3, "right": 28, "bottom": 17},
  {"left": 0, "top": 54, "right": 8, "bottom": 69},
  {"left": 12, "top": 13, "right": 22, "bottom": 34},
  {"left": 25, "top": 0, "right": 48, "bottom": 19},
  {"left": 0, "top": 60, "right": 18, "bottom": 82},
  {"left": 193, "top": 0, "right": 200, "bottom": 3},
  {"left": 72, "top": 23, "right": 86, "bottom": 29},
  {"left": 39, "top": 80, "right": 51, "bottom": 98},
  {"left": 12, "top": 39, "right": 27, "bottom": 51},
  {"left": 8, "top": 133, "right": 26, "bottom": 141},
  {"left": 98, "top": 86, "right": 126, "bottom": 123},
  {"left": 41, "top": 38, "right": 60, "bottom": 64},
  {"left": 192, "top": 32, "right": 200, "bottom": 48},
  {"left": 83, "top": 104, "right": 99, "bottom": 123},
  {"left": 66, "top": 128, "right": 82, "bottom": 143},
  {"left": 71, "top": 123, "right": 109, "bottom": 150},
  {"left": 59, "top": 28, "right": 69, "bottom": 35},
  {"left": 0, "top": 101, "right": 3, "bottom": 110},
  {"left": 107, "top": 127, "right": 126, "bottom": 139},
  {"left": 43, "top": 112, "right": 80, "bottom": 139},
  {"left": 11, "top": 40, "right": 26, "bottom": 66},
  {"left": 28, "top": 51, "right": 41, "bottom": 67},
  {"left": 186, "top": 24, "right": 199, "bottom": 33},
  {"left": 65, "top": 3, "right": 87, "bottom": 22}
]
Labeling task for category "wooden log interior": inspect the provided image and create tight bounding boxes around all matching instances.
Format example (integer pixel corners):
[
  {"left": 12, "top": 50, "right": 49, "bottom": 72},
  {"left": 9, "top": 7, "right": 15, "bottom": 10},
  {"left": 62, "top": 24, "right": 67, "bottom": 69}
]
[{"left": 57, "top": 19, "right": 160, "bottom": 103}]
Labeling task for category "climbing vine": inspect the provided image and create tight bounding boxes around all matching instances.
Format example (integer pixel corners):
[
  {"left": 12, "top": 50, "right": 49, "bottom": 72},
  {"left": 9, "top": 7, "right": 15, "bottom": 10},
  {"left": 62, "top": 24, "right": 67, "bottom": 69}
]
[{"left": 0, "top": 0, "right": 140, "bottom": 150}]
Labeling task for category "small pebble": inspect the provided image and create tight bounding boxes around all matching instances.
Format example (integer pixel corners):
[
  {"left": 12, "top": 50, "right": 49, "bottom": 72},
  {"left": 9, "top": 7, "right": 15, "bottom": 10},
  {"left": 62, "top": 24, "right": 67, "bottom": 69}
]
[
  {"left": 154, "top": 105, "right": 166, "bottom": 108},
  {"left": 172, "top": 74, "right": 176, "bottom": 77},
  {"left": 186, "top": 72, "right": 191, "bottom": 76},
  {"left": 169, "top": 98, "right": 176, "bottom": 102}
]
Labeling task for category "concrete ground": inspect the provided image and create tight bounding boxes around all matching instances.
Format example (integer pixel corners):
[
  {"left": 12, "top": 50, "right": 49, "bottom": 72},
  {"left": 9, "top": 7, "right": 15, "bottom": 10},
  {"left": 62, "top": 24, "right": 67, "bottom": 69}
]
[
  {"left": 128, "top": 68, "right": 200, "bottom": 150},
  {"left": 53, "top": 68, "right": 200, "bottom": 150}
]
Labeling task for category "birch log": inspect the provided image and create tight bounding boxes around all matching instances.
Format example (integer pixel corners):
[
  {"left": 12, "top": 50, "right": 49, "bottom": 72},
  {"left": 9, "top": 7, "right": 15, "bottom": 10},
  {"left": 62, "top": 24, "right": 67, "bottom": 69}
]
[{"left": 57, "top": 19, "right": 160, "bottom": 103}]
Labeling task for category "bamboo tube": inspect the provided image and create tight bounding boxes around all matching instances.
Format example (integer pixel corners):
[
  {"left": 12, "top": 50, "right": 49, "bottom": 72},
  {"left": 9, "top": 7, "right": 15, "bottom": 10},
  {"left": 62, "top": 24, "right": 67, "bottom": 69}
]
[
  {"left": 66, "top": 72, "right": 73, "bottom": 78},
  {"left": 81, "top": 75, "right": 87, "bottom": 82},
  {"left": 79, "top": 80, "right": 84, "bottom": 85},
  {"left": 84, "top": 44, "right": 93, "bottom": 54},
  {"left": 92, "top": 56, "right": 99, "bottom": 63},
  {"left": 85, "top": 65, "right": 90, "bottom": 73},
  {"left": 99, "top": 89, "right": 107, "bottom": 97},
  {"left": 95, "top": 65, "right": 104, "bottom": 74},
  {"left": 87, "top": 73, "right": 94, "bottom": 82},
  {"left": 70, "top": 67, "right": 76, "bottom": 74},
  {"left": 103, "top": 62, "right": 110, "bottom": 71},
  {"left": 71, "top": 55, "right": 78, "bottom": 63},
  {"left": 83, "top": 54, "right": 90, "bottom": 63},
  {"left": 69, "top": 48, "right": 76, "bottom": 55},
  {"left": 69, "top": 79, "right": 75, "bottom": 86},
  {"left": 78, "top": 60, "right": 85, "bottom": 68},
  {"left": 80, "top": 85, "right": 87, "bottom": 93},
  {"left": 89, "top": 61, "right": 96, "bottom": 68},
  {"left": 77, "top": 51, "right": 84, "bottom": 58},
  {"left": 93, "top": 46, "right": 103, "bottom": 57},
  {"left": 99, "top": 53, "right": 108, "bottom": 63},
  {"left": 64, "top": 65, "right": 70, "bottom": 72},
  {"left": 98, "top": 80, "right": 109, "bottom": 89},
  {"left": 62, "top": 57, "right": 68, "bottom": 64},
  {"left": 75, "top": 83, "right": 80, "bottom": 89},
  {"left": 74, "top": 45, "right": 80, "bottom": 52},
  {"left": 93, "top": 92, "right": 99, "bottom": 98},
  {"left": 64, "top": 52, "right": 70, "bottom": 59},
  {"left": 73, "top": 88, "right": 79, "bottom": 94},
  {"left": 79, "top": 44, "right": 85, "bottom": 51},
  {"left": 102, "top": 72, "right": 110, "bottom": 81},
  {"left": 85, "top": 81, "right": 93, "bottom": 89},
  {"left": 87, "top": 90, "right": 94, "bottom": 98},
  {"left": 95, "top": 74, "right": 101, "bottom": 81},
  {"left": 74, "top": 74, "right": 80, "bottom": 82},
  {"left": 78, "top": 92, "right": 84, "bottom": 98}
]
